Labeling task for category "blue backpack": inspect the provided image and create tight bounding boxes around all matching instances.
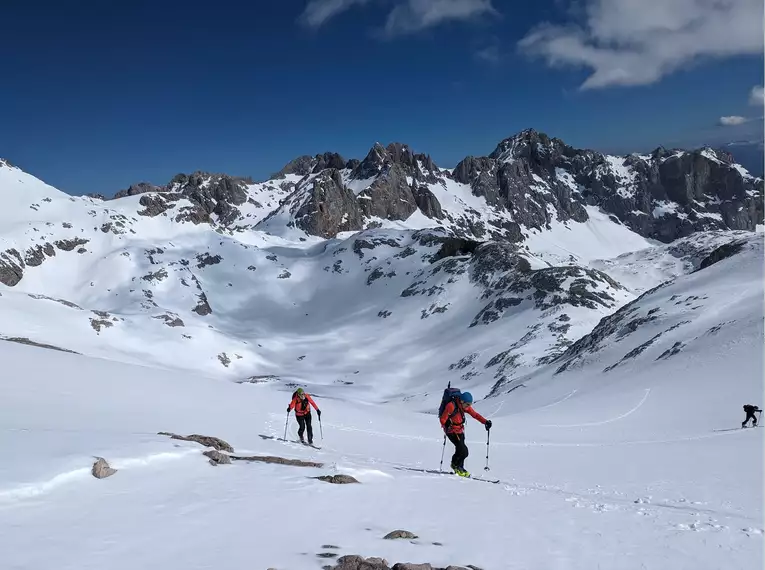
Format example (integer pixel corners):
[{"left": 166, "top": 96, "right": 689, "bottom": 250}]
[{"left": 439, "top": 387, "right": 462, "bottom": 419}]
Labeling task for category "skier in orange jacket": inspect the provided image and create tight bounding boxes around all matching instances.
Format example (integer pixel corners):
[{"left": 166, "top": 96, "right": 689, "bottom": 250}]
[
  {"left": 440, "top": 391, "right": 491, "bottom": 477},
  {"left": 288, "top": 388, "right": 321, "bottom": 444}
]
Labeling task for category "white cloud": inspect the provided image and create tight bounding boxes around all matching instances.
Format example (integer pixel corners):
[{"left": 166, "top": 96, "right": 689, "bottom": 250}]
[
  {"left": 518, "top": 0, "right": 764, "bottom": 89},
  {"left": 474, "top": 44, "right": 501, "bottom": 64},
  {"left": 719, "top": 116, "right": 750, "bottom": 127},
  {"left": 298, "top": 0, "right": 371, "bottom": 29},
  {"left": 383, "top": 0, "right": 497, "bottom": 36},
  {"left": 298, "top": 0, "right": 497, "bottom": 35},
  {"left": 749, "top": 85, "right": 765, "bottom": 106}
]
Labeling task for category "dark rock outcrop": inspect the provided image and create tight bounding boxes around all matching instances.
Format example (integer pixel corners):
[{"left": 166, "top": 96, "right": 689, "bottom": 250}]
[
  {"left": 274, "top": 152, "right": 348, "bottom": 178},
  {"left": 291, "top": 169, "right": 364, "bottom": 238},
  {"left": 358, "top": 164, "right": 418, "bottom": 221},
  {"left": 412, "top": 185, "right": 444, "bottom": 219},
  {"left": 325, "top": 556, "right": 482, "bottom": 570},
  {"left": 315, "top": 474, "right": 360, "bottom": 484},
  {"left": 158, "top": 432, "right": 234, "bottom": 452},
  {"left": 92, "top": 457, "right": 117, "bottom": 479},
  {"left": 0, "top": 249, "right": 24, "bottom": 286},
  {"left": 383, "top": 530, "right": 418, "bottom": 540},
  {"left": 114, "top": 182, "right": 163, "bottom": 200},
  {"left": 203, "top": 450, "right": 232, "bottom": 466},
  {"left": 229, "top": 454, "right": 323, "bottom": 468}
]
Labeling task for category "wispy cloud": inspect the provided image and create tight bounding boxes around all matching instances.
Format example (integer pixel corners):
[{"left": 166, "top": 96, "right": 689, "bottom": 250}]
[
  {"left": 718, "top": 116, "right": 750, "bottom": 127},
  {"left": 298, "top": 0, "right": 497, "bottom": 36},
  {"left": 518, "top": 0, "right": 764, "bottom": 89},
  {"left": 474, "top": 37, "right": 502, "bottom": 64},
  {"left": 383, "top": 0, "right": 497, "bottom": 37},
  {"left": 749, "top": 85, "right": 764, "bottom": 107},
  {"left": 298, "top": 0, "right": 371, "bottom": 29}
]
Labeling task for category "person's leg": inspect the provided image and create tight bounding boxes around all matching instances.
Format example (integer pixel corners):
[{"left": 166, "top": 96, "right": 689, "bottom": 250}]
[
  {"left": 297, "top": 415, "right": 306, "bottom": 441},
  {"left": 305, "top": 413, "right": 314, "bottom": 443},
  {"left": 447, "top": 433, "right": 461, "bottom": 470},
  {"left": 456, "top": 434, "right": 469, "bottom": 471}
]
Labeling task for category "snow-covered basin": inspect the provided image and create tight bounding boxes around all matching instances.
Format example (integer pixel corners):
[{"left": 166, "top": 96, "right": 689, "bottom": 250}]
[{"left": 0, "top": 325, "right": 762, "bottom": 570}]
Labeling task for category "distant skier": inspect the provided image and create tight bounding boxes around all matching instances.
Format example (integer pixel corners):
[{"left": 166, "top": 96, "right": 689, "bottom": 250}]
[
  {"left": 742, "top": 404, "right": 761, "bottom": 428},
  {"left": 439, "top": 391, "right": 491, "bottom": 477},
  {"left": 287, "top": 388, "right": 321, "bottom": 444}
]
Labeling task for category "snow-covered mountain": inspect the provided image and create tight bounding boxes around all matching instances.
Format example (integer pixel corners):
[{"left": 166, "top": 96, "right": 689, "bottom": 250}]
[
  {"left": 0, "top": 227, "right": 761, "bottom": 570},
  {"left": 0, "top": 130, "right": 762, "bottom": 403},
  {"left": 0, "top": 131, "right": 763, "bottom": 569}
]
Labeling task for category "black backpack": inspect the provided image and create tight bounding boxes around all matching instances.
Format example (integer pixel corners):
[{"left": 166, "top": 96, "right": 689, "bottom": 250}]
[{"left": 439, "top": 387, "right": 462, "bottom": 420}]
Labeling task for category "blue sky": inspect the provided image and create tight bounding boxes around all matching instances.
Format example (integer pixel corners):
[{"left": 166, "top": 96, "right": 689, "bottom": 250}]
[{"left": 1, "top": 0, "right": 762, "bottom": 195}]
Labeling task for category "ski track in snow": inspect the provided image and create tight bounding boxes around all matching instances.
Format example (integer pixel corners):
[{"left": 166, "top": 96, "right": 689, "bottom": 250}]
[
  {"left": 539, "top": 388, "right": 651, "bottom": 428},
  {"left": 0, "top": 449, "right": 199, "bottom": 504}
]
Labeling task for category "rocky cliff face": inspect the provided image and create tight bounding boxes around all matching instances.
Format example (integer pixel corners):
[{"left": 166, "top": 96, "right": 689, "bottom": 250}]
[{"left": 105, "top": 130, "right": 763, "bottom": 243}]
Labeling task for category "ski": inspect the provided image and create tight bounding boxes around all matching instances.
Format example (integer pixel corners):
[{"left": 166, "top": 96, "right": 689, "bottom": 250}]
[
  {"left": 468, "top": 476, "right": 501, "bottom": 484},
  {"left": 258, "top": 434, "right": 321, "bottom": 449},
  {"left": 394, "top": 466, "right": 500, "bottom": 483}
]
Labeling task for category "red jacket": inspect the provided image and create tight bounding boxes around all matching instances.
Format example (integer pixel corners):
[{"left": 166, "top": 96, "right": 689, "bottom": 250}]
[
  {"left": 440, "top": 400, "right": 487, "bottom": 434},
  {"left": 289, "top": 392, "right": 319, "bottom": 416}
]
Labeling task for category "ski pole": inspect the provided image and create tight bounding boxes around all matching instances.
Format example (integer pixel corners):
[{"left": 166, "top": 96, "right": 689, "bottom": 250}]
[
  {"left": 484, "top": 428, "right": 491, "bottom": 471},
  {"left": 319, "top": 413, "right": 324, "bottom": 441},
  {"left": 283, "top": 411, "right": 290, "bottom": 441},
  {"left": 439, "top": 434, "right": 446, "bottom": 472}
]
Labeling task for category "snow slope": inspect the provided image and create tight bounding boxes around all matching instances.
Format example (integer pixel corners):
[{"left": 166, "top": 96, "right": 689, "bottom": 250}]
[
  {"left": 0, "top": 146, "right": 763, "bottom": 569},
  {"left": 1, "top": 234, "right": 762, "bottom": 570}
]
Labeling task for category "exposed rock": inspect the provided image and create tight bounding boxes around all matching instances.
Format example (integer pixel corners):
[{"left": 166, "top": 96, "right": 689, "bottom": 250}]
[
  {"left": 328, "top": 555, "right": 391, "bottom": 570},
  {"left": 192, "top": 292, "right": 213, "bottom": 316},
  {"left": 54, "top": 238, "right": 89, "bottom": 252},
  {"left": 158, "top": 432, "right": 234, "bottom": 452},
  {"left": 0, "top": 336, "right": 79, "bottom": 354},
  {"left": 218, "top": 353, "right": 231, "bottom": 367},
  {"left": 196, "top": 253, "right": 223, "bottom": 268},
  {"left": 314, "top": 474, "right": 360, "bottom": 484},
  {"left": 153, "top": 313, "right": 184, "bottom": 327},
  {"left": 203, "top": 450, "right": 232, "bottom": 466},
  {"left": 90, "top": 316, "right": 114, "bottom": 333},
  {"left": 696, "top": 240, "right": 747, "bottom": 271},
  {"left": 229, "top": 454, "right": 323, "bottom": 468},
  {"left": 91, "top": 457, "right": 117, "bottom": 479},
  {"left": 136, "top": 194, "right": 175, "bottom": 218},
  {"left": 324, "top": 557, "right": 480, "bottom": 570},
  {"left": 357, "top": 164, "right": 418, "bottom": 221},
  {"left": 24, "top": 243, "right": 55, "bottom": 267},
  {"left": 0, "top": 249, "right": 24, "bottom": 286},
  {"left": 412, "top": 185, "right": 444, "bottom": 219},
  {"left": 115, "top": 181, "right": 164, "bottom": 199},
  {"left": 291, "top": 169, "right": 364, "bottom": 238},
  {"left": 383, "top": 530, "right": 418, "bottom": 540}
]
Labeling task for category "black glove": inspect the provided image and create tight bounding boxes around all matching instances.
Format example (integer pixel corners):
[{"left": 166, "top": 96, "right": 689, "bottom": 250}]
[
  {"left": 485, "top": 420, "right": 492, "bottom": 430},
  {"left": 286, "top": 406, "right": 291, "bottom": 413},
  {"left": 317, "top": 409, "right": 322, "bottom": 418}
]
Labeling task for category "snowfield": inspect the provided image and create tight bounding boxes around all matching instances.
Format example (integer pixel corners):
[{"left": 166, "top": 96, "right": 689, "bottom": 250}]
[{"left": 0, "top": 152, "right": 763, "bottom": 569}]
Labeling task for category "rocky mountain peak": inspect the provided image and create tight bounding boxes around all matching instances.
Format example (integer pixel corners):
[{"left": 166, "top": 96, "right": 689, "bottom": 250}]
[
  {"left": 489, "top": 128, "right": 571, "bottom": 166},
  {"left": 353, "top": 142, "right": 439, "bottom": 183},
  {"left": 273, "top": 152, "right": 348, "bottom": 179}
]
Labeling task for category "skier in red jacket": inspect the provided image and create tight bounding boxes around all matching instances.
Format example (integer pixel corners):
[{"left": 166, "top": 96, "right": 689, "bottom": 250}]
[
  {"left": 288, "top": 388, "right": 321, "bottom": 444},
  {"left": 440, "top": 391, "right": 491, "bottom": 477}
]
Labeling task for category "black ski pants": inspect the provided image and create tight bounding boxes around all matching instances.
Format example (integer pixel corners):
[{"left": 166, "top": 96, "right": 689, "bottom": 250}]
[
  {"left": 743, "top": 410, "right": 758, "bottom": 428},
  {"left": 447, "top": 432, "right": 469, "bottom": 470},
  {"left": 296, "top": 413, "right": 313, "bottom": 442}
]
